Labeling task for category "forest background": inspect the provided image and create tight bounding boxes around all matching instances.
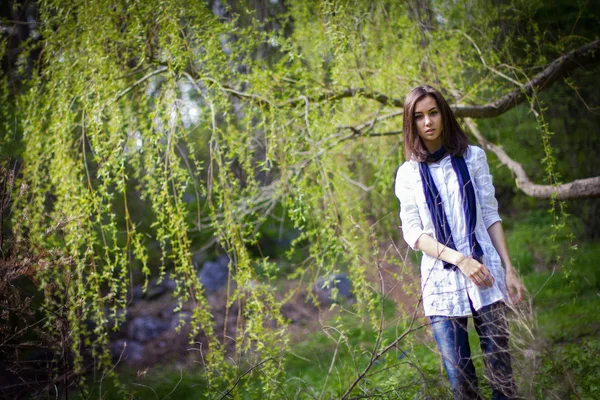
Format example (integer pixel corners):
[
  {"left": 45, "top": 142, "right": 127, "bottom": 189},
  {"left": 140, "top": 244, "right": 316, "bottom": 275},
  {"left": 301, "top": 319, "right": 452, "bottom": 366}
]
[{"left": 1, "top": 0, "right": 599, "bottom": 399}]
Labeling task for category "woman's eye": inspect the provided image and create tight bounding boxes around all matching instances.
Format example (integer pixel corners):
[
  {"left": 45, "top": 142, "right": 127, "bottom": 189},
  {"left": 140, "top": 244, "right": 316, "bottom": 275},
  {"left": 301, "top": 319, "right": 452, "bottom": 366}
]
[
  {"left": 415, "top": 115, "right": 423, "bottom": 120},
  {"left": 431, "top": 111, "right": 438, "bottom": 115}
]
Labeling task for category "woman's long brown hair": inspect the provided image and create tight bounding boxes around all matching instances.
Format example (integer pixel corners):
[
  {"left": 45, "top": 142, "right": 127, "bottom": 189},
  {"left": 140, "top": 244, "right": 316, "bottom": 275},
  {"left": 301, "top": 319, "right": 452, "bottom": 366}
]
[{"left": 402, "top": 85, "right": 469, "bottom": 162}]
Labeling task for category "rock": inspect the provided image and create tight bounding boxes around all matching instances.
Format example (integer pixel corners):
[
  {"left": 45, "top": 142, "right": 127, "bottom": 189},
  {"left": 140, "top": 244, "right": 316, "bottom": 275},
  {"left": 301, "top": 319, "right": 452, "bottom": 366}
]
[
  {"left": 127, "top": 316, "right": 169, "bottom": 343},
  {"left": 192, "top": 250, "right": 206, "bottom": 268},
  {"left": 198, "top": 255, "right": 230, "bottom": 292},
  {"left": 313, "top": 274, "right": 353, "bottom": 305},
  {"left": 168, "top": 312, "right": 192, "bottom": 330},
  {"left": 146, "top": 277, "right": 176, "bottom": 300},
  {"left": 110, "top": 339, "right": 145, "bottom": 365},
  {"left": 132, "top": 285, "right": 145, "bottom": 300},
  {"left": 104, "top": 307, "right": 128, "bottom": 331},
  {"left": 144, "top": 283, "right": 167, "bottom": 300},
  {"left": 131, "top": 276, "right": 177, "bottom": 301},
  {"left": 182, "top": 193, "right": 196, "bottom": 203},
  {"left": 86, "top": 308, "right": 128, "bottom": 334},
  {"left": 163, "top": 277, "right": 177, "bottom": 291}
]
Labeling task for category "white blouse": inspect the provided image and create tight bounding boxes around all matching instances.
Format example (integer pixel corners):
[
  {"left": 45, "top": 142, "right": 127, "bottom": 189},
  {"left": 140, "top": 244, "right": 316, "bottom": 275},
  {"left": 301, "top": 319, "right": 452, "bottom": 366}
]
[{"left": 394, "top": 145, "right": 509, "bottom": 316}]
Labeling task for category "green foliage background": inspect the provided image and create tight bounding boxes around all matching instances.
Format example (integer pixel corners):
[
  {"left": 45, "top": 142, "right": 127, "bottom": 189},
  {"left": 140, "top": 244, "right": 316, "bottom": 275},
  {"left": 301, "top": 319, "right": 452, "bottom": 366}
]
[{"left": 1, "top": 0, "right": 599, "bottom": 398}]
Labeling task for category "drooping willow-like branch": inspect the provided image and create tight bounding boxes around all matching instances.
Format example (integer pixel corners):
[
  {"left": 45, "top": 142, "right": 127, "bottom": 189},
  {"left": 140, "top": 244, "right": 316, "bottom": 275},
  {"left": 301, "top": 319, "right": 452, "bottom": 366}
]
[
  {"left": 150, "top": 41, "right": 600, "bottom": 201},
  {"left": 202, "top": 39, "right": 600, "bottom": 117},
  {"left": 162, "top": 40, "right": 600, "bottom": 121},
  {"left": 464, "top": 118, "right": 600, "bottom": 200}
]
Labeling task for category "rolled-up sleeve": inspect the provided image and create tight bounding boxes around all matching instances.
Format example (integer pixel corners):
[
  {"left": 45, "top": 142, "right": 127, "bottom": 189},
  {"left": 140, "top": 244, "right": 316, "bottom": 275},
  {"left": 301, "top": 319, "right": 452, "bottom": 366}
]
[
  {"left": 394, "top": 165, "right": 427, "bottom": 250},
  {"left": 472, "top": 147, "right": 502, "bottom": 229}
]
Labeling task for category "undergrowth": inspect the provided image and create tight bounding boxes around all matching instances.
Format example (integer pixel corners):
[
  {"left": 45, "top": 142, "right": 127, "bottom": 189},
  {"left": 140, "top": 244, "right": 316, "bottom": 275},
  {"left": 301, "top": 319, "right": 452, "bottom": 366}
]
[{"left": 81, "top": 230, "right": 600, "bottom": 399}]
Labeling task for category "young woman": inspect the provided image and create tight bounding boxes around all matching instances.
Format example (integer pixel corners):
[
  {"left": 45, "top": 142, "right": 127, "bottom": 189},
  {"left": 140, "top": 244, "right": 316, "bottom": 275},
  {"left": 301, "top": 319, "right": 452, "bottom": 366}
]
[{"left": 394, "top": 85, "right": 526, "bottom": 399}]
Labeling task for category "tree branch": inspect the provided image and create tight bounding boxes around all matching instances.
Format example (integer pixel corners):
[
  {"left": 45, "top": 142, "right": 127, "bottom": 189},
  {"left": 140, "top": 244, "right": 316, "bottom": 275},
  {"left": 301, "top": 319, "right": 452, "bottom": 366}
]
[
  {"left": 113, "top": 66, "right": 168, "bottom": 102},
  {"left": 339, "top": 130, "right": 403, "bottom": 142},
  {"left": 217, "top": 356, "right": 275, "bottom": 400},
  {"left": 179, "top": 40, "right": 600, "bottom": 120},
  {"left": 353, "top": 110, "right": 403, "bottom": 130},
  {"left": 340, "top": 309, "right": 427, "bottom": 399},
  {"left": 454, "top": 39, "right": 600, "bottom": 118},
  {"left": 281, "top": 88, "right": 403, "bottom": 108},
  {"left": 177, "top": 41, "right": 600, "bottom": 201},
  {"left": 282, "top": 39, "right": 600, "bottom": 117},
  {"left": 464, "top": 118, "right": 600, "bottom": 200}
]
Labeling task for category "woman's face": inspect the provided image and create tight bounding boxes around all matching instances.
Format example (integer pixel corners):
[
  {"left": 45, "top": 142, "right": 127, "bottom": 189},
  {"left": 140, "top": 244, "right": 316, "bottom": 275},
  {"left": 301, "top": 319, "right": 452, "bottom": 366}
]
[{"left": 413, "top": 95, "right": 443, "bottom": 152}]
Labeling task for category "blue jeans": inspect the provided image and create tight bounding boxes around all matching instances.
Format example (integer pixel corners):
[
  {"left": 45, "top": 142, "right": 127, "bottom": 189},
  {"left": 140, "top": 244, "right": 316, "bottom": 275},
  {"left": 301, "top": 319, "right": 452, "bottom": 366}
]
[{"left": 430, "top": 301, "right": 517, "bottom": 400}]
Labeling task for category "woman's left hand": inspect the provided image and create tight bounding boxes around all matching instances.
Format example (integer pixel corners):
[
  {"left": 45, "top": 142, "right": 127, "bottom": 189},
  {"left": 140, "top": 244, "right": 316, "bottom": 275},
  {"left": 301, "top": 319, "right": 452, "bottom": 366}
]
[{"left": 505, "top": 268, "right": 526, "bottom": 304}]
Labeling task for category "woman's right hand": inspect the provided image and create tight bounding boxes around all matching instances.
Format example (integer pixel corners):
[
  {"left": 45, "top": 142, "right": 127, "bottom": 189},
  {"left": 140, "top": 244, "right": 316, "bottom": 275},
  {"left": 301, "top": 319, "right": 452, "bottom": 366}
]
[{"left": 456, "top": 257, "right": 495, "bottom": 287}]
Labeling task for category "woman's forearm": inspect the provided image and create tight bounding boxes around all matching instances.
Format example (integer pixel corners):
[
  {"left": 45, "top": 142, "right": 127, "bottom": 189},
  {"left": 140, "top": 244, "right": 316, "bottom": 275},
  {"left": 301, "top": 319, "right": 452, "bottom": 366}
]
[
  {"left": 414, "top": 234, "right": 466, "bottom": 265},
  {"left": 486, "top": 221, "right": 514, "bottom": 272},
  {"left": 415, "top": 233, "right": 494, "bottom": 287}
]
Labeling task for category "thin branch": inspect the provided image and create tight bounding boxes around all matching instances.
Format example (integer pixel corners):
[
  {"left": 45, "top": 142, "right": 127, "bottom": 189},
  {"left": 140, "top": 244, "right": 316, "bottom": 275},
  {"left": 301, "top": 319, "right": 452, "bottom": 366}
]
[
  {"left": 162, "top": 368, "right": 183, "bottom": 400},
  {"left": 131, "top": 383, "right": 160, "bottom": 400},
  {"left": 216, "top": 357, "right": 275, "bottom": 400},
  {"left": 202, "top": 76, "right": 273, "bottom": 106},
  {"left": 318, "top": 333, "right": 343, "bottom": 400},
  {"left": 113, "top": 66, "right": 168, "bottom": 102},
  {"left": 464, "top": 118, "right": 600, "bottom": 200},
  {"left": 280, "top": 88, "right": 403, "bottom": 108},
  {"left": 333, "top": 111, "right": 403, "bottom": 143},
  {"left": 182, "top": 70, "right": 272, "bottom": 106},
  {"left": 564, "top": 78, "right": 600, "bottom": 113},
  {"left": 457, "top": 30, "right": 524, "bottom": 88},
  {"left": 354, "top": 110, "right": 403, "bottom": 131},
  {"left": 337, "top": 172, "right": 375, "bottom": 192},
  {"left": 341, "top": 130, "right": 403, "bottom": 141},
  {"left": 340, "top": 292, "right": 427, "bottom": 400}
]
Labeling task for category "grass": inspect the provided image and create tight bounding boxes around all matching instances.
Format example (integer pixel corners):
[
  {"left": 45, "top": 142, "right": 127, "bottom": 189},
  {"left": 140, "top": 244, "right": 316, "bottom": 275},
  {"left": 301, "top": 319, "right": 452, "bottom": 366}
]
[
  {"left": 77, "top": 236, "right": 600, "bottom": 399},
  {"left": 514, "top": 241, "right": 600, "bottom": 400}
]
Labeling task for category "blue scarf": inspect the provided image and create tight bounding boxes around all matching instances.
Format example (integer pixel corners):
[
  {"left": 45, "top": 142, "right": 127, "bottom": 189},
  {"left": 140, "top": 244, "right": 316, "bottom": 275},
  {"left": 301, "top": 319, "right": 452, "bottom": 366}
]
[{"left": 418, "top": 147, "right": 483, "bottom": 270}]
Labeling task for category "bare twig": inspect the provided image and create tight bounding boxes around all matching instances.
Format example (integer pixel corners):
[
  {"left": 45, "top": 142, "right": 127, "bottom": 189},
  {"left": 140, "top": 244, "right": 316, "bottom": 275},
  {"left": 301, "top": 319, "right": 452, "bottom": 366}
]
[
  {"left": 340, "top": 269, "right": 427, "bottom": 400},
  {"left": 318, "top": 333, "right": 343, "bottom": 400},
  {"left": 162, "top": 368, "right": 183, "bottom": 400},
  {"left": 132, "top": 382, "right": 160, "bottom": 400},
  {"left": 341, "top": 130, "right": 403, "bottom": 140},
  {"left": 352, "top": 110, "right": 403, "bottom": 132},
  {"left": 457, "top": 30, "right": 524, "bottom": 88},
  {"left": 280, "top": 87, "right": 403, "bottom": 109},
  {"left": 113, "top": 66, "right": 168, "bottom": 102},
  {"left": 340, "top": 315, "right": 428, "bottom": 399},
  {"left": 216, "top": 356, "right": 275, "bottom": 400}
]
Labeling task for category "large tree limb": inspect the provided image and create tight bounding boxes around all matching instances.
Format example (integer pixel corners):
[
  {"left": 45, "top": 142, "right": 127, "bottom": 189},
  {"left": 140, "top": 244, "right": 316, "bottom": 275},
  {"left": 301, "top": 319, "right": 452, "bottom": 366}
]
[
  {"left": 454, "top": 39, "right": 600, "bottom": 118},
  {"left": 464, "top": 118, "right": 600, "bottom": 200},
  {"left": 280, "top": 39, "right": 600, "bottom": 117},
  {"left": 177, "top": 40, "right": 600, "bottom": 118}
]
